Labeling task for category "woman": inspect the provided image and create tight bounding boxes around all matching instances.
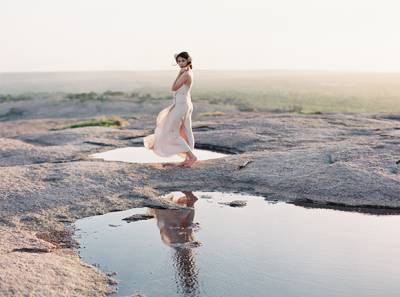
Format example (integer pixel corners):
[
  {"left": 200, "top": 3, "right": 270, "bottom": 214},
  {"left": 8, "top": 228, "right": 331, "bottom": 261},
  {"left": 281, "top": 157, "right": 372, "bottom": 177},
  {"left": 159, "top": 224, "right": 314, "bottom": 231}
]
[{"left": 143, "top": 51, "right": 198, "bottom": 168}]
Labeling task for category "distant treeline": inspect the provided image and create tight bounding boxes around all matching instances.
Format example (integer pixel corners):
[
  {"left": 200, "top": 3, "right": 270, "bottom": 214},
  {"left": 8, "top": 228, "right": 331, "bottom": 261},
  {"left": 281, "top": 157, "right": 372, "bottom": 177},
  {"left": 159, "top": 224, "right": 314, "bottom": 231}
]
[
  {"left": 65, "top": 90, "right": 173, "bottom": 103},
  {"left": 0, "top": 94, "right": 31, "bottom": 103}
]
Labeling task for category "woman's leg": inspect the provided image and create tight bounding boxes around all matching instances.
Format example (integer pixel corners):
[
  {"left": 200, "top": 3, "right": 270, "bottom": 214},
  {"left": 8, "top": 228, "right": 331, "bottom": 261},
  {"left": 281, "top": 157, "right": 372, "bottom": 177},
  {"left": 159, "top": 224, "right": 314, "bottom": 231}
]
[
  {"left": 180, "top": 105, "right": 197, "bottom": 167},
  {"left": 162, "top": 102, "right": 196, "bottom": 167},
  {"left": 179, "top": 124, "right": 191, "bottom": 163},
  {"left": 183, "top": 105, "right": 197, "bottom": 167}
]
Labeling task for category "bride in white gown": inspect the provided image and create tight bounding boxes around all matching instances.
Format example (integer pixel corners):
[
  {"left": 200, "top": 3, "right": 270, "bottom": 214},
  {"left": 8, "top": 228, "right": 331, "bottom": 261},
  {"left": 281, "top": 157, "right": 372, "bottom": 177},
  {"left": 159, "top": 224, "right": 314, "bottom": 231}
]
[{"left": 143, "top": 51, "right": 198, "bottom": 168}]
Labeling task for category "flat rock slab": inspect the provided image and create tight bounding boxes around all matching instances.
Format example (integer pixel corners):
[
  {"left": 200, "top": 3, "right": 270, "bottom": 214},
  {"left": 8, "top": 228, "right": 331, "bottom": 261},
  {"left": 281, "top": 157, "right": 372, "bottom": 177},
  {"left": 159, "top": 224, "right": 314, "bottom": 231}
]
[
  {"left": 1, "top": 101, "right": 400, "bottom": 296},
  {"left": 0, "top": 227, "right": 117, "bottom": 297},
  {"left": 1, "top": 110, "right": 399, "bottom": 222}
]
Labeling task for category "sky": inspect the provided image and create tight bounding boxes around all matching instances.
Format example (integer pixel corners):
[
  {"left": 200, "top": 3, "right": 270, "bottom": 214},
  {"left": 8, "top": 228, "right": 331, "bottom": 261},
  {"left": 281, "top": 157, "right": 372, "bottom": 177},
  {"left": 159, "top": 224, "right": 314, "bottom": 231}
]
[{"left": 1, "top": 0, "right": 399, "bottom": 72}]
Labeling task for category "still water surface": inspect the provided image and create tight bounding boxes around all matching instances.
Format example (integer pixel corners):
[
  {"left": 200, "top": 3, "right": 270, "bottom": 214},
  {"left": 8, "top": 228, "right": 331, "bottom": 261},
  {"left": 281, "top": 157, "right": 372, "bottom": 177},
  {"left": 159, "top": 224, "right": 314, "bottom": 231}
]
[
  {"left": 90, "top": 147, "right": 227, "bottom": 164},
  {"left": 73, "top": 191, "right": 400, "bottom": 297}
]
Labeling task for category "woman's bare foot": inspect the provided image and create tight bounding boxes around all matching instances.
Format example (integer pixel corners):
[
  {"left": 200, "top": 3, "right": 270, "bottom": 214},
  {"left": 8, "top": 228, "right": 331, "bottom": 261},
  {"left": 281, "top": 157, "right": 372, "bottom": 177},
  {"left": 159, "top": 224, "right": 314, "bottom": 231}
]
[
  {"left": 175, "top": 153, "right": 192, "bottom": 167},
  {"left": 177, "top": 158, "right": 191, "bottom": 167},
  {"left": 162, "top": 158, "right": 189, "bottom": 167},
  {"left": 162, "top": 153, "right": 193, "bottom": 168},
  {"left": 182, "top": 155, "right": 197, "bottom": 167}
]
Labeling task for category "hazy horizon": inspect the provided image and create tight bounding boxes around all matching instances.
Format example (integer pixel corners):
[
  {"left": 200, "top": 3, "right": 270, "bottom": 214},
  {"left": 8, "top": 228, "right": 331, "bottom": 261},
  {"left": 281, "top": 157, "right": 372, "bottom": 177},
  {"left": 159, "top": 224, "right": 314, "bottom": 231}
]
[
  {"left": 1, "top": 0, "right": 400, "bottom": 73},
  {"left": 2, "top": 68, "right": 400, "bottom": 75}
]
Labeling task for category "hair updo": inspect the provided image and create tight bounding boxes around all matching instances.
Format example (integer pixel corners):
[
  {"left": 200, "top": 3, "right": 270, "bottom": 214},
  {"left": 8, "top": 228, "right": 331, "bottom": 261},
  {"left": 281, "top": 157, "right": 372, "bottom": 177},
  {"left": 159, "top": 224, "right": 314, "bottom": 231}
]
[{"left": 174, "top": 51, "right": 193, "bottom": 69}]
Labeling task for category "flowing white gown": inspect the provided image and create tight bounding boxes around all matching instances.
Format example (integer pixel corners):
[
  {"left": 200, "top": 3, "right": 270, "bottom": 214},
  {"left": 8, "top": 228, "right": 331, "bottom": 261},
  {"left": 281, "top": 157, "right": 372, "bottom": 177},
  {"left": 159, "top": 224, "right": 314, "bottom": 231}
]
[{"left": 143, "top": 83, "right": 195, "bottom": 159}]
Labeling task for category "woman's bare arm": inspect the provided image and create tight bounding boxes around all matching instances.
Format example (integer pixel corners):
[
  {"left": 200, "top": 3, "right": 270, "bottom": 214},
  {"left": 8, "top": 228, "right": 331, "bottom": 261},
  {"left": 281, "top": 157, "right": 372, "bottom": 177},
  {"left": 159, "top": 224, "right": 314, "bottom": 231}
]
[
  {"left": 171, "top": 68, "right": 189, "bottom": 91},
  {"left": 171, "top": 72, "right": 182, "bottom": 91},
  {"left": 172, "top": 73, "right": 189, "bottom": 91}
]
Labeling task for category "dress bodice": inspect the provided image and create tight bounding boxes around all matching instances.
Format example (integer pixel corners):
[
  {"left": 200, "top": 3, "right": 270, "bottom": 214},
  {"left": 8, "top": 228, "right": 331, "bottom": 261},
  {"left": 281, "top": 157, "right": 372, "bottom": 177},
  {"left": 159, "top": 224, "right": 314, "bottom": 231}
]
[{"left": 174, "top": 83, "right": 192, "bottom": 95}]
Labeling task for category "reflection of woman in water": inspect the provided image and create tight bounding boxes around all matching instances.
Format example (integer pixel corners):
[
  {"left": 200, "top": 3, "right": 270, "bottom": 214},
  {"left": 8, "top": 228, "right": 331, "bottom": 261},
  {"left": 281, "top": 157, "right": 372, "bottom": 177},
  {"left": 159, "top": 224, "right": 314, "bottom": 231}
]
[
  {"left": 147, "top": 191, "right": 200, "bottom": 248},
  {"left": 147, "top": 191, "right": 200, "bottom": 297}
]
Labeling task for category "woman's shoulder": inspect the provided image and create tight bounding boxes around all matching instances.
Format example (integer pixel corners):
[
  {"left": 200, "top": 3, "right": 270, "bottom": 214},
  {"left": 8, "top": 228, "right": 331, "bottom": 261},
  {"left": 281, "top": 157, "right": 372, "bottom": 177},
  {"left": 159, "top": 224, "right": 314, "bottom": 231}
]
[
  {"left": 182, "top": 69, "right": 192, "bottom": 76},
  {"left": 183, "top": 69, "right": 193, "bottom": 80}
]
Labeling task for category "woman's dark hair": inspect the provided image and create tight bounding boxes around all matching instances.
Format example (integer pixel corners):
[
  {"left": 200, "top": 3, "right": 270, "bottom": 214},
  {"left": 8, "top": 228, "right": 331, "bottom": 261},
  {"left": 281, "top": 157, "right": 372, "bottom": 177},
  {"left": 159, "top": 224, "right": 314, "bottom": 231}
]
[{"left": 175, "top": 51, "right": 193, "bottom": 69}]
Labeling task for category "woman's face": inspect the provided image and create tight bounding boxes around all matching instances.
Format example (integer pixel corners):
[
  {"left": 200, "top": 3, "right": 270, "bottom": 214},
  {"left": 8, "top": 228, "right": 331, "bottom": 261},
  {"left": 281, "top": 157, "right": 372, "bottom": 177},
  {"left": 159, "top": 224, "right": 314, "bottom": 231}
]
[{"left": 177, "top": 57, "right": 188, "bottom": 68}]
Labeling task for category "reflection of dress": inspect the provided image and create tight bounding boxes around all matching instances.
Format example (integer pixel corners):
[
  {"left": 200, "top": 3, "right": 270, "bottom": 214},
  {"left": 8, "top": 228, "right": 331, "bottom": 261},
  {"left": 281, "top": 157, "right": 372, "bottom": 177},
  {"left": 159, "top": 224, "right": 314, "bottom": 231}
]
[
  {"left": 143, "top": 83, "right": 195, "bottom": 159},
  {"left": 147, "top": 192, "right": 198, "bottom": 247}
]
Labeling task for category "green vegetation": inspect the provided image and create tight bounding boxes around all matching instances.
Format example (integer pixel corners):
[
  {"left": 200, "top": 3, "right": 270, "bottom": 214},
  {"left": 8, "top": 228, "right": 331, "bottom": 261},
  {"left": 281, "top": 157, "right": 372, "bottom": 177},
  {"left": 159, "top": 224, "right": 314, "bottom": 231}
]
[
  {"left": 66, "top": 92, "right": 107, "bottom": 101},
  {"left": 192, "top": 88, "right": 399, "bottom": 114},
  {"left": 8, "top": 85, "right": 398, "bottom": 115},
  {"left": 103, "top": 90, "right": 125, "bottom": 96},
  {"left": 65, "top": 90, "right": 172, "bottom": 103},
  {"left": 199, "top": 111, "right": 226, "bottom": 117},
  {"left": 66, "top": 90, "right": 130, "bottom": 101},
  {"left": 0, "top": 94, "right": 31, "bottom": 103},
  {"left": 55, "top": 116, "right": 128, "bottom": 130},
  {"left": 130, "top": 92, "right": 173, "bottom": 103},
  {"left": 4, "top": 71, "right": 400, "bottom": 113}
]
